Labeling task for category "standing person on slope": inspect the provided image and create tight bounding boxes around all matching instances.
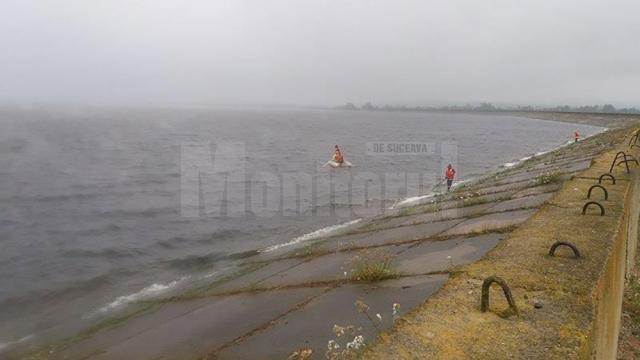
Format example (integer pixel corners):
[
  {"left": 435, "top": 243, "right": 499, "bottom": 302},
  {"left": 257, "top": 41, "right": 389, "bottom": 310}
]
[
  {"left": 574, "top": 131, "right": 580, "bottom": 143},
  {"left": 445, "top": 164, "right": 456, "bottom": 192}
]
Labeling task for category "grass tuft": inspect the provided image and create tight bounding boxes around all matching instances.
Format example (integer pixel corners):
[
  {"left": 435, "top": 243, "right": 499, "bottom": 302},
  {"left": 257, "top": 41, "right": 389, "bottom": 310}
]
[
  {"left": 350, "top": 250, "right": 396, "bottom": 282},
  {"left": 535, "top": 172, "right": 563, "bottom": 185}
]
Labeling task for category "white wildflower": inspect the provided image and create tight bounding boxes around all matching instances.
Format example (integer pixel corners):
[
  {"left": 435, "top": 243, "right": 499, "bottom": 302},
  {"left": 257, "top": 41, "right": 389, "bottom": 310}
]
[
  {"left": 346, "top": 335, "right": 365, "bottom": 350},
  {"left": 392, "top": 303, "right": 400, "bottom": 317},
  {"left": 376, "top": 313, "right": 382, "bottom": 321}
]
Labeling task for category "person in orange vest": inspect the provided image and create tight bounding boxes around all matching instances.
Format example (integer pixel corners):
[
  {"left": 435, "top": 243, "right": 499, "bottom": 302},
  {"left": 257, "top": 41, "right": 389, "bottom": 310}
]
[
  {"left": 574, "top": 131, "right": 580, "bottom": 143},
  {"left": 445, "top": 164, "right": 456, "bottom": 192},
  {"left": 333, "top": 145, "right": 344, "bottom": 164}
]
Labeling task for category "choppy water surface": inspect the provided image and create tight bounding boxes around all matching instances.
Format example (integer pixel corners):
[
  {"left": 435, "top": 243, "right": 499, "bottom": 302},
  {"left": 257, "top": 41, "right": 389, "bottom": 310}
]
[{"left": 0, "top": 107, "right": 603, "bottom": 349}]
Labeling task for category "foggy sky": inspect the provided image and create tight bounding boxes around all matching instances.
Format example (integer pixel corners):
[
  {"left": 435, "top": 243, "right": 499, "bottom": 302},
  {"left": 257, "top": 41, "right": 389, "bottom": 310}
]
[{"left": 2, "top": 0, "right": 639, "bottom": 108}]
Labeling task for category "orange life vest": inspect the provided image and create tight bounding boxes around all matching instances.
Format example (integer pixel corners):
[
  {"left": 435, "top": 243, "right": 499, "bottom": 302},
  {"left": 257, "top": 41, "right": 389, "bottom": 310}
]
[{"left": 445, "top": 167, "right": 455, "bottom": 180}]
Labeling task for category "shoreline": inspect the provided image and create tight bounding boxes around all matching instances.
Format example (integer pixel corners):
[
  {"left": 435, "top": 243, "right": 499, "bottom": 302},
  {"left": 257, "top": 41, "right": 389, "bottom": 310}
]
[
  {"left": 79, "top": 113, "right": 608, "bottom": 318},
  {"left": 5, "top": 108, "right": 594, "bottom": 355},
  {"left": 12, "top": 115, "right": 630, "bottom": 359}
]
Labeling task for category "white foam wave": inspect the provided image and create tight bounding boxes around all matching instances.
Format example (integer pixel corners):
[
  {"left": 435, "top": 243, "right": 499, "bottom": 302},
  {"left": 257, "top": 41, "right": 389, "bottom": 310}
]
[
  {"left": 503, "top": 155, "right": 532, "bottom": 168},
  {"left": 392, "top": 178, "right": 474, "bottom": 209},
  {"left": 0, "top": 335, "right": 33, "bottom": 353},
  {"left": 263, "top": 219, "right": 362, "bottom": 253},
  {"left": 395, "top": 128, "right": 608, "bottom": 208},
  {"left": 203, "top": 270, "right": 219, "bottom": 279},
  {"left": 392, "top": 193, "right": 437, "bottom": 208},
  {"left": 97, "top": 277, "right": 188, "bottom": 313},
  {"left": 501, "top": 128, "right": 607, "bottom": 170}
]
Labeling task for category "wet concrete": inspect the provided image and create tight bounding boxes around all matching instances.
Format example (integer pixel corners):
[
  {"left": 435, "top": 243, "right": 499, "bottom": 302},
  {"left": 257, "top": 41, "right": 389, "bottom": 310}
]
[
  {"left": 486, "top": 193, "right": 553, "bottom": 212},
  {"left": 215, "top": 275, "right": 448, "bottom": 360},
  {"left": 359, "top": 203, "right": 492, "bottom": 234},
  {"left": 471, "top": 179, "right": 537, "bottom": 196},
  {"left": 259, "top": 244, "right": 409, "bottom": 287},
  {"left": 512, "top": 183, "right": 561, "bottom": 198},
  {"left": 394, "top": 233, "right": 505, "bottom": 274},
  {"left": 493, "top": 170, "right": 549, "bottom": 186},
  {"left": 313, "top": 218, "right": 463, "bottom": 252},
  {"left": 442, "top": 209, "right": 536, "bottom": 236},
  {"left": 395, "top": 203, "right": 492, "bottom": 227},
  {"left": 494, "top": 159, "right": 591, "bottom": 185},
  {"left": 53, "top": 287, "right": 326, "bottom": 360},
  {"left": 212, "top": 258, "right": 305, "bottom": 293},
  {"left": 528, "top": 158, "right": 592, "bottom": 173},
  {"left": 354, "top": 214, "right": 425, "bottom": 233}
]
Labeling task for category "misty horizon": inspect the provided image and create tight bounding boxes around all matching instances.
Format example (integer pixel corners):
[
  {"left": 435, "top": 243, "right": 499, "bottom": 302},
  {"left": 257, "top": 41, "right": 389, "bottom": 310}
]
[{"left": 2, "top": 1, "right": 639, "bottom": 108}]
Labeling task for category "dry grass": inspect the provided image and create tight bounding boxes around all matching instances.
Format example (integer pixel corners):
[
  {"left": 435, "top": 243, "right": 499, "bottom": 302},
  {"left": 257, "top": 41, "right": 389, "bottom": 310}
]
[{"left": 350, "top": 249, "right": 396, "bottom": 282}]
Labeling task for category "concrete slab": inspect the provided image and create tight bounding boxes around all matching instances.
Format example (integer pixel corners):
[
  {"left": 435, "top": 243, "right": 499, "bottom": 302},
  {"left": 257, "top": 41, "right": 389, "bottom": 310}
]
[
  {"left": 215, "top": 275, "right": 449, "bottom": 360},
  {"left": 512, "top": 183, "right": 561, "bottom": 198},
  {"left": 259, "top": 244, "right": 409, "bottom": 287},
  {"left": 395, "top": 203, "right": 492, "bottom": 227},
  {"left": 394, "top": 233, "right": 505, "bottom": 274},
  {"left": 466, "top": 190, "right": 516, "bottom": 204},
  {"left": 442, "top": 209, "right": 536, "bottom": 236},
  {"left": 493, "top": 170, "right": 547, "bottom": 186},
  {"left": 359, "top": 203, "right": 492, "bottom": 234},
  {"left": 436, "top": 198, "right": 465, "bottom": 210},
  {"left": 212, "top": 258, "right": 305, "bottom": 293},
  {"left": 53, "top": 287, "right": 326, "bottom": 360},
  {"left": 486, "top": 193, "right": 553, "bottom": 212},
  {"left": 354, "top": 214, "right": 422, "bottom": 233},
  {"left": 528, "top": 158, "right": 592, "bottom": 173},
  {"left": 496, "top": 159, "right": 591, "bottom": 185},
  {"left": 470, "top": 179, "right": 536, "bottom": 196},
  {"left": 314, "top": 218, "right": 464, "bottom": 252}
]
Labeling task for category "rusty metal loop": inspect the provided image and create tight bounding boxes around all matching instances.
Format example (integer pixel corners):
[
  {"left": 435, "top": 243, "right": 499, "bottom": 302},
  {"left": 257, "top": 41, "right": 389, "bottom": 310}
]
[
  {"left": 619, "top": 158, "right": 640, "bottom": 166},
  {"left": 548, "top": 241, "right": 581, "bottom": 258},
  {"left": 480, "top": 276, "right": 519, "bottom": 316},
  {"left": 613, "top": 151, "right": 627, "bottom": 162},
  {"left": 582, "top": 201, "right": 605, "bottom": 216},
  {"left": 610, "top": 152, "right": 625, "bottom": 173},
  {"left": 598, "top": 173, "right": 616, "bottom": 185},
  {"left": 587, "top": 184, "right": 608, "bottom": 200},
  {"left": 610, "top": 154, "right": 631, "bottom": 174}
]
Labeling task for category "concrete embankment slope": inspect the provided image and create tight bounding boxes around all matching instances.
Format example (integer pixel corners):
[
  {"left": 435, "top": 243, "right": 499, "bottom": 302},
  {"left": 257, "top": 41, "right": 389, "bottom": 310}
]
[{"left": 362, "top": 128, "right": 640, "bottom": 359}]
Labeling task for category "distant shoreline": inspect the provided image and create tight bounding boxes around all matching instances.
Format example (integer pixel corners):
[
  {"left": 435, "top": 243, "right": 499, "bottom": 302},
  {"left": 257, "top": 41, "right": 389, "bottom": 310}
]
[{"left": 328, "top": 107, "right": 640, "bottom": 129}]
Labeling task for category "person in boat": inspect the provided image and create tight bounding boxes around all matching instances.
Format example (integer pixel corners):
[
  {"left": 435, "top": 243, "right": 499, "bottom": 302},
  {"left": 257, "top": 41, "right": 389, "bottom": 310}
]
[
  {"left": 333, "top": 145, "right": 344, "bottom": 164},
  {"left": 445, "top": 163, "right": 455, "bottom": 192}
]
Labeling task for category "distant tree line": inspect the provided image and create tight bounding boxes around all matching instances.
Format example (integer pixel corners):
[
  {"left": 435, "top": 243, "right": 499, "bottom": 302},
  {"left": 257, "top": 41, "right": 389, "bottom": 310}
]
[{"left": 335, "top": 102, "right": 640, "bottom": 114}]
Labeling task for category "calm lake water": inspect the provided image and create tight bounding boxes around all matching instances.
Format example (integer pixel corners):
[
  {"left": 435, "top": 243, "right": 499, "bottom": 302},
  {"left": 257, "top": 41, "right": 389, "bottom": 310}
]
[{"left": 0, "top": 107, "right": 603, "bottom": 350}]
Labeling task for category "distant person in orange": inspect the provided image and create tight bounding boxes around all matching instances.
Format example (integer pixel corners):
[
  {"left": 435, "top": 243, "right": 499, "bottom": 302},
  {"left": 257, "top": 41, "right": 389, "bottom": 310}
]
[
  {"left": 574, "top": 131, "right": 580, "bottom": 143},
  {"left": 333, "top": 145, "right": 344, "bottom": 164},
  {"left": 445, "top": 164, "right": 456, "bottom": 192}
]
